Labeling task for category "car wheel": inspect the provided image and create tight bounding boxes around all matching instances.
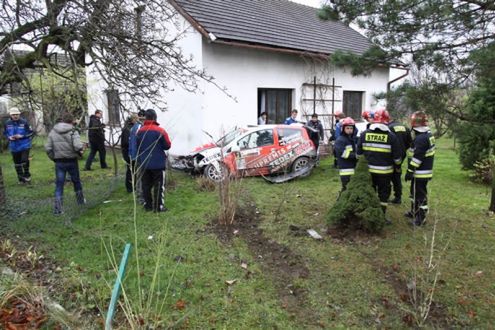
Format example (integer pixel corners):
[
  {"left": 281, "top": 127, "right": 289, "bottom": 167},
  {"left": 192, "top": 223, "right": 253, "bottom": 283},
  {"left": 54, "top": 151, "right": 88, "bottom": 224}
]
[
  {"left": 291, "top": 156, "right": 311, "bottom": 177},
  {"left": 204, "top": 163, "right": 227, "bottom": 182}
]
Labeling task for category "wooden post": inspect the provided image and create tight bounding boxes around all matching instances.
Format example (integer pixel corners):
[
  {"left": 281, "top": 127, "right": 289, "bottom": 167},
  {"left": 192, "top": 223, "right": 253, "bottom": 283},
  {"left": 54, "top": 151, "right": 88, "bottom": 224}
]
[{"left": 313, "top": 76, "right": 316, "bottom": 115}]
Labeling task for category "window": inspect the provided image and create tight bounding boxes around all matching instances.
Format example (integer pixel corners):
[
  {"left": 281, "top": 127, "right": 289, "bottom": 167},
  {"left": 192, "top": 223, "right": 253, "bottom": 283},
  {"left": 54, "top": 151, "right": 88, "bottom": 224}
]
[
  {"left": 106, "top": 89, "right": 121, "bottom": 125},
  {"left": 237, "top": 129, "right": 274, "bottom": 149},
  {"left": 258, "top": 89, "right": 293, "bottom": 124},
  {"left": 343, "top": 91, "right": 364, "bottom": 120},
  {"left": 277, "top": 127, "right": 302, "bottom": 145}
]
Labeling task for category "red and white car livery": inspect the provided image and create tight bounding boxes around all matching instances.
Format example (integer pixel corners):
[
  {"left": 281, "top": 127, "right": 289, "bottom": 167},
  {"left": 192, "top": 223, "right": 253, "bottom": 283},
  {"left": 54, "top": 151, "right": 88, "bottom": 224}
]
[{"left": 177, "top": 124, "right": 317, "bottom": 181}]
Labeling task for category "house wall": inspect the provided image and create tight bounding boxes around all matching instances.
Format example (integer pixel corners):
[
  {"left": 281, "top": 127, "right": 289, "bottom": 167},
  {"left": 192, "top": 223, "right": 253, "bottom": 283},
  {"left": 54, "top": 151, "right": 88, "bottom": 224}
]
[
  {"left": 200, "top": 41, "right": 389, "bottom": 146},
  {"left": 85, "top": 13, "right": 205, "bottom": 151},
  {"left": 86, "top": 12, "right": 390, "bottom": 155}
]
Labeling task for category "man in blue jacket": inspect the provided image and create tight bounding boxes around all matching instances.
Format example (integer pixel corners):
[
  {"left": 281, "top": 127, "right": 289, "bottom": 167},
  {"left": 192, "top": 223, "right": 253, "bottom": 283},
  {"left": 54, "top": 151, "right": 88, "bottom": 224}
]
[
  {"left": 128, "top": 110, "right": 146, "bottom": 201},
  {"left": 136, "top": 109, "right": 171, "bottom": 212},
  {"left": 3, "top": 107, "right": 33, "bottom": 183}
]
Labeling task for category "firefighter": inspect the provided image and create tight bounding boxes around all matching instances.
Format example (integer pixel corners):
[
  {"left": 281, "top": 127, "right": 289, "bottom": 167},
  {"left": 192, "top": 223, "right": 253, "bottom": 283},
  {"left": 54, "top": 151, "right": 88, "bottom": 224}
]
[
  {"left": 388, "top": 114, "right": 412, "bottom": 204},
  {"left": 357, "top": 109, "right": 402, "bottom": 223},
  {"left": 405, "top": 111, "right": 435, "bottom": 226},
  {"left": 334, "top": 117, "right": 357, "bottom": 192},
  {"left": 361, "top": 110, "right": 375, "bottom": 129},
  {"left": 331, "top": 111, "right": 346, "bottom": 168}
]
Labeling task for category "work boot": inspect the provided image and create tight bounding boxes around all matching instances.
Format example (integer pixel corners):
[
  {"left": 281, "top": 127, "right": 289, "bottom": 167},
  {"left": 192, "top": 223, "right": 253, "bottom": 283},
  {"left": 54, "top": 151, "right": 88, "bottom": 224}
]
[
  {"left": 389, "top": 197, "right": 401, "bottom": 204},
  {"left": 154, "top": 206, "right": 169, "bottom": 213},
  {"left": 76, "top": 190, "right": 86, "bottom": 205},
  {"left": 381, "top": 205, "right": 392, "bottom": 225},
  {"left": 15, "top": 164, "right": 24, "bottom": 183},
  {"left": 54, "top": 198, "right": 64, "bottom": 215}
]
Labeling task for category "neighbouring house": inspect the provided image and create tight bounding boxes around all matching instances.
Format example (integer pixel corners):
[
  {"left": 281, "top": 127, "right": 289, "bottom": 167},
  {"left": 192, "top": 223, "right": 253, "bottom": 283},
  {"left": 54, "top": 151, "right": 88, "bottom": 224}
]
[
  {"left": 1, "top": 48, "right": 84, "bottom": 135},
  {"left": 86, "top": 0, "right": 406, "bottom": 155}
]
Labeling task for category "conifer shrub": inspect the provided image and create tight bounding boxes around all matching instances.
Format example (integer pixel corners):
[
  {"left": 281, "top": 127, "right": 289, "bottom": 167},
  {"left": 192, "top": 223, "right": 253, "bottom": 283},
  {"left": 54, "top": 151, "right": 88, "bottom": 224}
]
[{"left": 326, "top": 159, "right": 386, "bottom": 233}]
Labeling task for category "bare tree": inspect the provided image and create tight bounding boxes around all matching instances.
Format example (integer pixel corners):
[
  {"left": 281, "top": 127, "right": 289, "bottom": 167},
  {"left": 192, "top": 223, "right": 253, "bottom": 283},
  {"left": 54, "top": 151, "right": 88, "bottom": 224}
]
[{"left": 0, "top": 0, "right": 223, "bottom": 206}]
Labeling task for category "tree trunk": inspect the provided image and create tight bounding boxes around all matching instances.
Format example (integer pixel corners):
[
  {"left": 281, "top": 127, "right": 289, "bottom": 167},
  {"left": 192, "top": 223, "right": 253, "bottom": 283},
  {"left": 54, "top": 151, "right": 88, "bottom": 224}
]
[
  {"left": 0, "top": 165, "right": 6, "bottom": 208},
  {"left": 490, "top": 162, "right": 495, "bottom": 212}
]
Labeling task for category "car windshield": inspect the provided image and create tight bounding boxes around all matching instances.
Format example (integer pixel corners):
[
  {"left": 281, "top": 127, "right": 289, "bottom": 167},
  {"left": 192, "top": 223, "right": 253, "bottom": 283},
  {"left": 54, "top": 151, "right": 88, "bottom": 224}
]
[{"left": 216, "top": 128, "right": 245, "bottom": 147}]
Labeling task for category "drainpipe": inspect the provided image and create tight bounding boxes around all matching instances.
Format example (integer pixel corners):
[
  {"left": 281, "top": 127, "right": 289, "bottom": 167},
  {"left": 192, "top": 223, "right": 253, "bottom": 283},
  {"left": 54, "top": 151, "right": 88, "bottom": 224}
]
[{"left": 387, "top": 67, "right": 409, "bottom": 92}]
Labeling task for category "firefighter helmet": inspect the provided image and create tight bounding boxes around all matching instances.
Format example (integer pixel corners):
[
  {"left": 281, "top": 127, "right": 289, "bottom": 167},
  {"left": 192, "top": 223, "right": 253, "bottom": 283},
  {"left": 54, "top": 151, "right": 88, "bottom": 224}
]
[
  {"left": 410, "top": 111, "right": 428, "bottom": 127},
  {"left": 373, "top": 109, "right": 390, "bottom": 124},
  {"left": 340, "top": 117, "right": 355, "bottom": 133},
  {"left": 362, "top": 110, "right": 375, "bottom": 121}
]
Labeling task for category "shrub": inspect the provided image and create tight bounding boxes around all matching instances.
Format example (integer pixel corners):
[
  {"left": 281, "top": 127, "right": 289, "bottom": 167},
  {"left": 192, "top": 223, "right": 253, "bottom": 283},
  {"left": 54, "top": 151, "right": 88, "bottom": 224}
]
[
  {"left": 326, "top": 159, "right": 386, "bottom": 233},
  {"left": 456, "top": 44, "right": 495, "bottom": 169},
  {"left": 470, "top": 156, "right": 494, "bottom": 184}
]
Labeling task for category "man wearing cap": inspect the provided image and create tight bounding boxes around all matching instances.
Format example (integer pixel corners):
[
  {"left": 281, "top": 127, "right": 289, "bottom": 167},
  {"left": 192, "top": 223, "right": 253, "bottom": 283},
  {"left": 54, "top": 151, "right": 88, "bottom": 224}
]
[
  {"left": 136, "top": 109, "right": 171, "bottom": 212},
  {"left": 3, "top": 107, "right": 33, "bottom": 183}
]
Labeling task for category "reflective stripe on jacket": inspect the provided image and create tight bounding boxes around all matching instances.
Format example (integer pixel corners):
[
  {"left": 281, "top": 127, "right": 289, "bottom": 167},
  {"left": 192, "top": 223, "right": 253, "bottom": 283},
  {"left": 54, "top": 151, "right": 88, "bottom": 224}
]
[
  {"left": 3, "top": 118, "right": 33, "bottom": 152},
  {"left": 357, "top": 123, "right": 402, "bottom": 175},
  {"left": 335, "top": 133, "right": 357, "bottom": 176},
  {"left": 408, "top": 129, "right": 435, "bottom": 179}
]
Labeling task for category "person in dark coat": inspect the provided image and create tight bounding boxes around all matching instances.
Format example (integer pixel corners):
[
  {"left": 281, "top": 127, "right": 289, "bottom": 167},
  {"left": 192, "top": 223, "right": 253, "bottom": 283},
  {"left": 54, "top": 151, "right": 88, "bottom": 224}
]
[
  {"left": 334, "top": 117, "right": 357, "bottom": 192},
  {"left": 388, "top": 115, "right": 412, "bottom": 204},
  {"left": 357, "top": 109, "right": 403, "bottom": 223},
  {"left": 136, "top": 109, "right": 171, "bottom": 212},
  {"left": 121, "top": 115, "right": 136, "bottom": 192},
  {"left": 3, "top": 107, "right": 33, "bottom": 183},
  {"left": 405, "top": 111, "right": 435, "bottom": 226},
  {"left": 306, "top": 113, "right": 324, "bottom": 155},
  {"left": 84, "top": 109, "right": 108, "bottom": 170}
]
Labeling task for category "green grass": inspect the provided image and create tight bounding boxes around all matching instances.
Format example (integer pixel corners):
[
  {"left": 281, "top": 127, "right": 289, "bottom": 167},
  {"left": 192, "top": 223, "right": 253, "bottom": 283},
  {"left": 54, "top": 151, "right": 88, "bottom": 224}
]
[{"left": 0, "top": 137, "right": 494, "bottom": 328}]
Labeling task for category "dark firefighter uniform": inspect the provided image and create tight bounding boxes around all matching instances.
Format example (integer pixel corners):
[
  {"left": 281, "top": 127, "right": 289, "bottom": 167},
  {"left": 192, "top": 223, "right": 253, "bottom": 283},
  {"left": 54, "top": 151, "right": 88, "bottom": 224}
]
[
  {"left": 388, "top": 120, "right": 412, "bottom": 203},
  {"left": 334, "top": 118, "right": 357, "bottom": 191},
  {"left": 357, "top": 121, "right": 402, "bottom": 219},
  {"left": 405, "top": 126, "right": 435, "bottom": 226}
]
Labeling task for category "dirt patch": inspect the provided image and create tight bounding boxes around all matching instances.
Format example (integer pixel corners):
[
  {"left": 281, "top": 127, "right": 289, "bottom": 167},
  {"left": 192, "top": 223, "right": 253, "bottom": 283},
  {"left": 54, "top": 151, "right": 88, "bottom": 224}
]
[
  {"left": 326, "top": 226, "right": 453, "bottom": 328},
  {"left": 0, "top": 235, "right": 100, "bottom": 327},
  {"left": 327, "top": 226, "right": 384, "bottom": 245},
  {"left": 208, "top": 204, "right": 319, "bottom": 327},
  {"left": 367, "top": 258, "right": 452, "bottom": 328}
]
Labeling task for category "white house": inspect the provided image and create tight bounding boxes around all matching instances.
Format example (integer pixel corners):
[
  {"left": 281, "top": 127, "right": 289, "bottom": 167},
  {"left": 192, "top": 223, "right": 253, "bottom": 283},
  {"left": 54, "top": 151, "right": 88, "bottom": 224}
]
[{"left": 86, "top": 0, "right": 404, "bottom": 155}]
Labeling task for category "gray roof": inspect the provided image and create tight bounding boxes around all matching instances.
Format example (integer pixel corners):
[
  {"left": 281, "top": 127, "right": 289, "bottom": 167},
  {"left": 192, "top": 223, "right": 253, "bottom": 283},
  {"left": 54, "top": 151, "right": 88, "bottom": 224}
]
[{"left": 172, "top": 0, "right": 372, "bottom": 56}]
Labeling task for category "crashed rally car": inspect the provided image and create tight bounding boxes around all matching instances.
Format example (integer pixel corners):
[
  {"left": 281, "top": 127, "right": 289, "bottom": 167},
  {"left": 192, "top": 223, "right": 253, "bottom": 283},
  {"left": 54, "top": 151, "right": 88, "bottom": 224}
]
[{"left": 174, "top": 124, "right": 317, "bottom": 182}]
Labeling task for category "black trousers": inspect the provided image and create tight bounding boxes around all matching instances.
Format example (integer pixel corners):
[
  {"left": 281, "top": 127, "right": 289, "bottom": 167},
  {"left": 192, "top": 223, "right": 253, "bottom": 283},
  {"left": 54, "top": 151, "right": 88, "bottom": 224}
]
[
  {"left": 141, "top": 169, "right": 165, "bottom": 211},
  {"left": 410, "top": 178, "right": 429, "bottom": 222},
  {"left": 123, "top": 153, "right": 132, "bottom": 192},
  {"left": 340, "top": 175, "right": 351, "bottom": 191},
  {"left": 85, "top": 141, "right": 107, "bottom": 169},
  {"left": 371, "top": 173, "right": 392, "bottom": 206},
  {"left": 12, "top": 149, "right": 31, "bottom": 182},
  {"left": 391, "top": 163, "right": 403, "bottom": 199}
]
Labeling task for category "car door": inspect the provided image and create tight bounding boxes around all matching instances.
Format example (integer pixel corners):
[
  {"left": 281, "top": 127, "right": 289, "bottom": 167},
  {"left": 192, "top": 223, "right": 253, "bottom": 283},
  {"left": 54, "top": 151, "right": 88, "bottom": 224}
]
[{"left": 235, "top": 128, "right": 275, "bottom": 176}]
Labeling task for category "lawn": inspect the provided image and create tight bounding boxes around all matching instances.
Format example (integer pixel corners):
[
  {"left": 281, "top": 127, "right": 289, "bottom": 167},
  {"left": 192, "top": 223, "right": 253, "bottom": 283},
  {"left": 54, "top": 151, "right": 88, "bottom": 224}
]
[{"left": 0, "top": 137, "right": 494, "bottom": 329}]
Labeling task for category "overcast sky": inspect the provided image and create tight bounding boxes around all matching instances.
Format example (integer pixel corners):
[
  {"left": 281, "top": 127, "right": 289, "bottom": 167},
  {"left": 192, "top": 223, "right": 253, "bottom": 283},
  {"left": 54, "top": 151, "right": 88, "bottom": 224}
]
[
  {"left": 290, "top": 0, "right": 406, "bottom": 83},
  {"left": 290, "top": 0, "right": 323, "bottom": 8}
]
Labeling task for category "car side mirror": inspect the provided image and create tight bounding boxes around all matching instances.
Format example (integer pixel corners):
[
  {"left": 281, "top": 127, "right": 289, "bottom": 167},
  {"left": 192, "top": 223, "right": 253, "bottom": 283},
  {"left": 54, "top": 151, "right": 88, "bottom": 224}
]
[{"left": 231, "top": 145, "right": 240, "bottom": 153}]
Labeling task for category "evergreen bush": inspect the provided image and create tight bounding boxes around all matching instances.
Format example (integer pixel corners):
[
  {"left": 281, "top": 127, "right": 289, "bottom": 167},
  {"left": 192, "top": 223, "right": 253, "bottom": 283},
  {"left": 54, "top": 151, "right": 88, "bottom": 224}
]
[
  {"left": 470, "top": 156, "right": 494, "bottom": 184},
  {"left": 456, "top": 44, "right": 495, "bottom": 169},
  {"left": 326, "top": 159, "right": 386, "bottom": 233}
]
